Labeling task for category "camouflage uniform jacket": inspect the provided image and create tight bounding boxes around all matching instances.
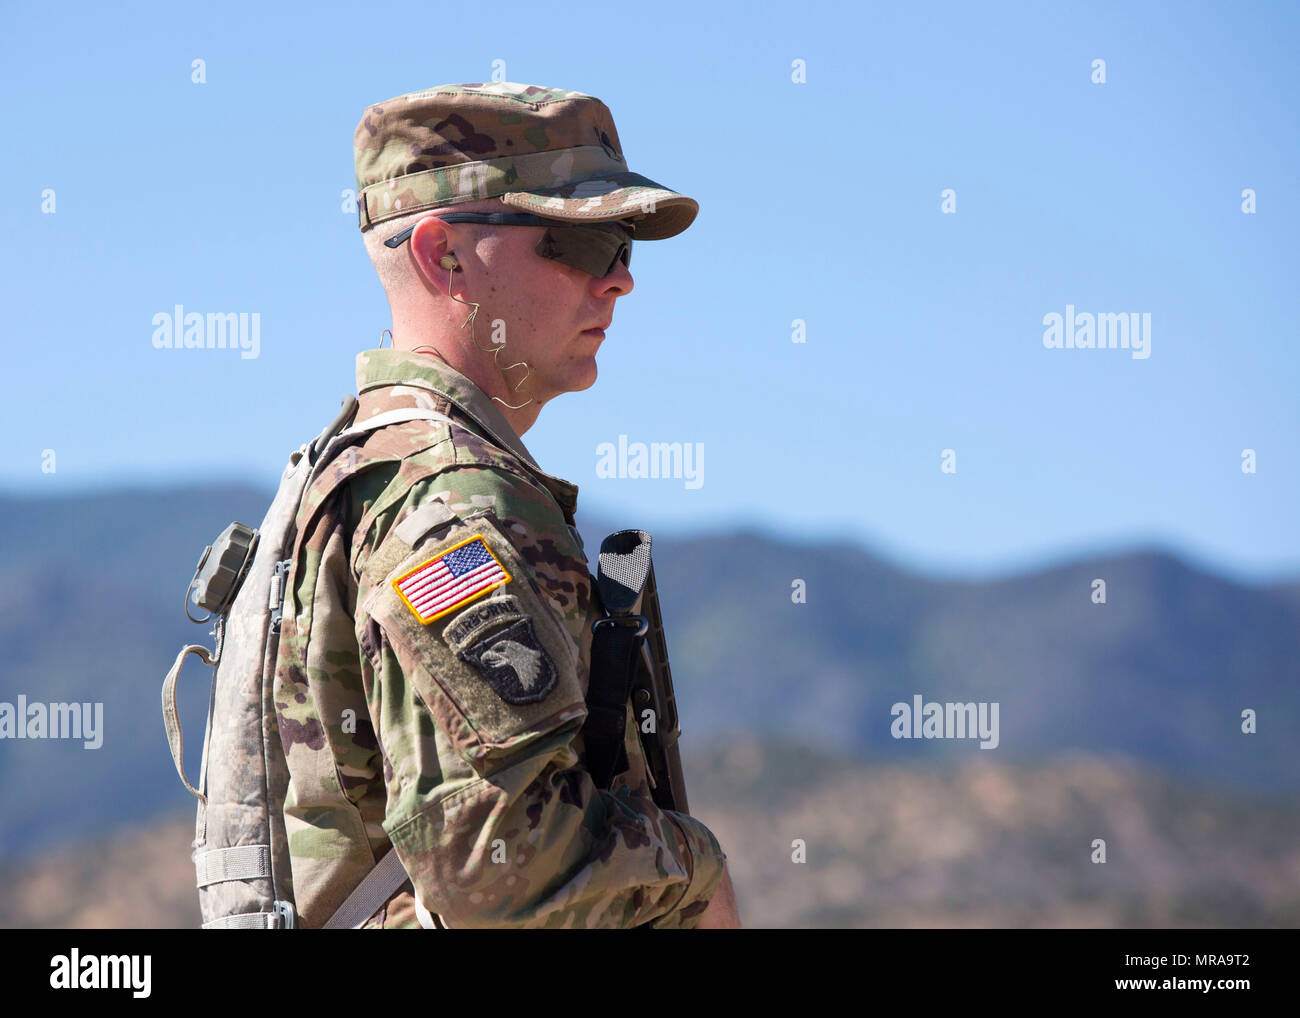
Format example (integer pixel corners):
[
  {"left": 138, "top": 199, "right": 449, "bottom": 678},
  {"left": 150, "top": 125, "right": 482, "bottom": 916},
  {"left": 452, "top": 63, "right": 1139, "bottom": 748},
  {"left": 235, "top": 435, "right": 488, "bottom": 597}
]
[{"left": 273, "top": 348, "right": 727, "bottom": 928}]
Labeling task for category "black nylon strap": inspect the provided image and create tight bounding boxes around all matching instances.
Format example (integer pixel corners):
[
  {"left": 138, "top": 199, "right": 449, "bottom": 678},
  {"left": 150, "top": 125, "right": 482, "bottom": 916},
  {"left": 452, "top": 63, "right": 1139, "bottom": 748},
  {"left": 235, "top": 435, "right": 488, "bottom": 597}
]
[
  {"left": 583, "top": 620, "right": 641, "bottom": 789},
  {"left": 582, "top": 530, "right": 655, "bottom": 791}
]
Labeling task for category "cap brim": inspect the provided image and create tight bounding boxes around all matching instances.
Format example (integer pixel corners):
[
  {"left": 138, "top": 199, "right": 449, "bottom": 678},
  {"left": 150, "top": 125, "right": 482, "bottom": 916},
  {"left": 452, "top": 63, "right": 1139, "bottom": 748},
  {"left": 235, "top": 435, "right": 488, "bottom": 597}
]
[{"left": 500, "top": 170, "right": 697, "bottom": 240}]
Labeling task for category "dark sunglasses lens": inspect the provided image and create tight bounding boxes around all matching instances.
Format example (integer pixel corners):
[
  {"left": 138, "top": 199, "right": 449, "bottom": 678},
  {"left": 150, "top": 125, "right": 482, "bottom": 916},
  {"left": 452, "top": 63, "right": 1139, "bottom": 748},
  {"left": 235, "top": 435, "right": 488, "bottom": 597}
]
[{"left": 537, "top": 225, "right": 632, "bottom": 277}]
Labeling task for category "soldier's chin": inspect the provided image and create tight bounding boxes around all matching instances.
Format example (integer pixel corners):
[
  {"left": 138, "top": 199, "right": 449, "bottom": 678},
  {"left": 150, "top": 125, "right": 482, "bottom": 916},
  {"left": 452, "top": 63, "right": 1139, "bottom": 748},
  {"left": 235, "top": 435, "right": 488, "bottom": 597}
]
[{"left": 568, "top": 357, "right": 599, "bottom": 392}]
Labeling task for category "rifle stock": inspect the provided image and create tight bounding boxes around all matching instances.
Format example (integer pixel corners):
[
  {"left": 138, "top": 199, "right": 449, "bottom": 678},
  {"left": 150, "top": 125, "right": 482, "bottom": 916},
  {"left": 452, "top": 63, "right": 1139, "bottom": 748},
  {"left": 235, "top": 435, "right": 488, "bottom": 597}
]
[{"left": 631, "top": 562, "right": 689, "bottom": 815}]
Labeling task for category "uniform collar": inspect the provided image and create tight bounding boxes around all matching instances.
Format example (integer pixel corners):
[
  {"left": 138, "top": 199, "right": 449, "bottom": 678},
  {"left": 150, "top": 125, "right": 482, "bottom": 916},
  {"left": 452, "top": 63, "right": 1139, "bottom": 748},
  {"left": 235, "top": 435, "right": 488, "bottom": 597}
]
[{"left": 354, "top": 348, "right": 581, "bottom": 519}]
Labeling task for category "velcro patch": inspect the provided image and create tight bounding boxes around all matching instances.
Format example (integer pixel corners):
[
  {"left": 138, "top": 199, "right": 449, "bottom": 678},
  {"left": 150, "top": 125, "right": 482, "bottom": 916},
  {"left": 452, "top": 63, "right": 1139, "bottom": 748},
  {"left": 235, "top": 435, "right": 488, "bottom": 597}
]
[
  {"left": 458, "top": 618, "right": 558, "bottom": 705},
  {"left": 392, "top": 535, "right": 511, "bottom": 624}
]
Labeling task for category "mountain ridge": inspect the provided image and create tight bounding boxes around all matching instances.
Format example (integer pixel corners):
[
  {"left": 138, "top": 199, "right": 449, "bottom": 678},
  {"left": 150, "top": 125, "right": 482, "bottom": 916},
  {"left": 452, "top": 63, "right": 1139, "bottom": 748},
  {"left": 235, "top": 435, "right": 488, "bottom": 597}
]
[{"left": 1, "top": 485, "right": 1294, "bottom": 867}]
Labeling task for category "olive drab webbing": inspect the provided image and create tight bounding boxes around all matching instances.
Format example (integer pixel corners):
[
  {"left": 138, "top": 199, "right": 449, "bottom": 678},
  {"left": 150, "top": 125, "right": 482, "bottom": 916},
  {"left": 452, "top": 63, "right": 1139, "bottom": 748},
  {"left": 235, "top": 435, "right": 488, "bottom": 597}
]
[{"left": 161, "top": 398, "right": 455, "bottom": 929}]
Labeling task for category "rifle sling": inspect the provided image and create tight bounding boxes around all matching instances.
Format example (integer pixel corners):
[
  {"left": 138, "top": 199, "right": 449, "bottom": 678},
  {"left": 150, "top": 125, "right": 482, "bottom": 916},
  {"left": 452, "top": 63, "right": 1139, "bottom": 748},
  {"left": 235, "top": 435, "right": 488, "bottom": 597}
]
[
  {"left": 583, "top": 620, "right": 640, "bottom": 789},
  {"left": 583, "top": 529, "right": 656, "bottom": 791}
]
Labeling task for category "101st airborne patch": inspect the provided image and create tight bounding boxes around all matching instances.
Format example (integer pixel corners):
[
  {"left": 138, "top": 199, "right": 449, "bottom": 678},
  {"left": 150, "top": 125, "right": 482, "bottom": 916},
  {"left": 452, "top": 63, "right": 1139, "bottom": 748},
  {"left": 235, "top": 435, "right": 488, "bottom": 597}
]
[
  {"left": 458, "top": 618, "right": 558, "bottom": 705},
  {"left": 391, "top": 535, "right": 512, "bottom": 624}
]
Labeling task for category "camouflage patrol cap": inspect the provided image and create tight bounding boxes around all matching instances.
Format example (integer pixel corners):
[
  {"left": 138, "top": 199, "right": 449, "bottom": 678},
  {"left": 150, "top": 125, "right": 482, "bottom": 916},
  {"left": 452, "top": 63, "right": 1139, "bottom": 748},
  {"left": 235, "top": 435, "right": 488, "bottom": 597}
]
[{"left": 354, "top": 82, "right": 698, "bottom": 241}]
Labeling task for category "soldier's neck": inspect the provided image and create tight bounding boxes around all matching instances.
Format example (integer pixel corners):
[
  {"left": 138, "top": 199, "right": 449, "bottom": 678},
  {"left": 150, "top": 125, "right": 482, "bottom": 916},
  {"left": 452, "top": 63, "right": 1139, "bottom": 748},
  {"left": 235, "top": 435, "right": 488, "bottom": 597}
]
[{"left": 397, "top": 340, "right": 544, "bottom": 437}]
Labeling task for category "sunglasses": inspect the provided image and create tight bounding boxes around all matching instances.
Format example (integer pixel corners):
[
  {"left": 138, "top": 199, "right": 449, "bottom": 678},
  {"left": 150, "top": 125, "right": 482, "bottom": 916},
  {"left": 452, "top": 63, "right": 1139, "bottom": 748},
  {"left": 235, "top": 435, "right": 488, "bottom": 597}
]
[{"left": 384, "top": 212, "right": 634, "bottom": 278}]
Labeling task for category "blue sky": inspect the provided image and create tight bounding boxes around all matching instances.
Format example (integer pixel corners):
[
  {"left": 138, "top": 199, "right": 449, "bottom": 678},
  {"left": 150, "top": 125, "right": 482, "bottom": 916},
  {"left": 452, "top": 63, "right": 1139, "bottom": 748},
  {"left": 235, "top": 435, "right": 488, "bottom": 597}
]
[{"left": 2, "top": 0, "right": 1296, "bottom": 582}]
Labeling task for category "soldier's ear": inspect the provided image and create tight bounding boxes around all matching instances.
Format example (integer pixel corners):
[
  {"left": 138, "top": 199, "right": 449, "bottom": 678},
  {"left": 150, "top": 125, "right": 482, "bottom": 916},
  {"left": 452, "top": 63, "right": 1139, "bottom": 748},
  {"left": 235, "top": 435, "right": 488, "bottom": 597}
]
[{"left": 407, "top": 217, "right": 460, "bottom": 295}]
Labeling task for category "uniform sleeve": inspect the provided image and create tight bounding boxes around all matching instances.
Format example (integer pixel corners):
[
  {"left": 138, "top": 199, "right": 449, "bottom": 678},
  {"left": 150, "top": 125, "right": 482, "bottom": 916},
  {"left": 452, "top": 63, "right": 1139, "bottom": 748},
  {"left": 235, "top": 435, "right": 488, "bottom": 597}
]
[{"left": 354, "top": 467, "right": 727, "bottom": 928}]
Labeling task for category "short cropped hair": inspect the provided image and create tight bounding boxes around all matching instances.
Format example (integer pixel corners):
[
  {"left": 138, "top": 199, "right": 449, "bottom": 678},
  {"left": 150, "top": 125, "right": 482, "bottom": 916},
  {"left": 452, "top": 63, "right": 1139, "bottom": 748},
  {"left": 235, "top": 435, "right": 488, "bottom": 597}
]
[{"left": 361, "top": 196, "right": 512, "bottom": 304}]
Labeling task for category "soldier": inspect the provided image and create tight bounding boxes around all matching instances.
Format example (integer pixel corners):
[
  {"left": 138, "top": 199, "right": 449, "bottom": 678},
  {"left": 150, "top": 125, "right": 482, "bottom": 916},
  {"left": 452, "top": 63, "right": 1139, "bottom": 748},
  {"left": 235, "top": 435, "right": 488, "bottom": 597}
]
[{"left": 272, "top": 82, "right": 741, "bottom": 928}]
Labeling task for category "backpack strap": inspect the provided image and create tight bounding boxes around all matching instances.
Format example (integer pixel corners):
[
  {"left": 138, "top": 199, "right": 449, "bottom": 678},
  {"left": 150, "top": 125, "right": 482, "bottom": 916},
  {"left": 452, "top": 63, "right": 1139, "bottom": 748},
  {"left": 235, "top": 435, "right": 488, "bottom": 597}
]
[
  {"left": 273, "top": 405, "right": 460, "bottom": 634},
  {"left": 202, "top": 902, "right": 295, "bottom": 929},
  {"left": 312, "top": 405, "right": 458, "bottom": 477},
  {"left": 161, "top": 644, "right": 217, "bottom": 803},
  {"left": 320, "top": 847, "right": 417, "bottom": 929},
  {"left": 293, "top": 404, "right": 457, "bottom": 930}
]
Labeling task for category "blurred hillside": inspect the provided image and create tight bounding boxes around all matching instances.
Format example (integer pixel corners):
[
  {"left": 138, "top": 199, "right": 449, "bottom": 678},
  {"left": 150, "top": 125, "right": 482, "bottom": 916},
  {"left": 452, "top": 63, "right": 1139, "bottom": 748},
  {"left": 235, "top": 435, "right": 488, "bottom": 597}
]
[
  {"left": 1, "top": 485, "right": 1296, "bottom": 866},
  {"left": 2, "top": 741, "right": 1296, "bottom": 928}
]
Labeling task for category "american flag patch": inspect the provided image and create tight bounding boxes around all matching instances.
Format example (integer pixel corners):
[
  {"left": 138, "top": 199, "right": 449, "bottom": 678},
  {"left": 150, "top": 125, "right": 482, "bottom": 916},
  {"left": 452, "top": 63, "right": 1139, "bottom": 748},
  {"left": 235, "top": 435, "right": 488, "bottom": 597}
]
[{"left": 391, "top": 536, "right": 512, "bottom": 624}]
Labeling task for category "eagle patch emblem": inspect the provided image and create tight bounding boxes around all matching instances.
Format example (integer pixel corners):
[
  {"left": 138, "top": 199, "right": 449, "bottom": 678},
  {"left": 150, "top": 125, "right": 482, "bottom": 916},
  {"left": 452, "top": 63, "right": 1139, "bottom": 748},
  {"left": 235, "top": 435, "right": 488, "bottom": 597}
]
[{"left": 458, "top": 618, "right": 558, "bottom": 704}]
